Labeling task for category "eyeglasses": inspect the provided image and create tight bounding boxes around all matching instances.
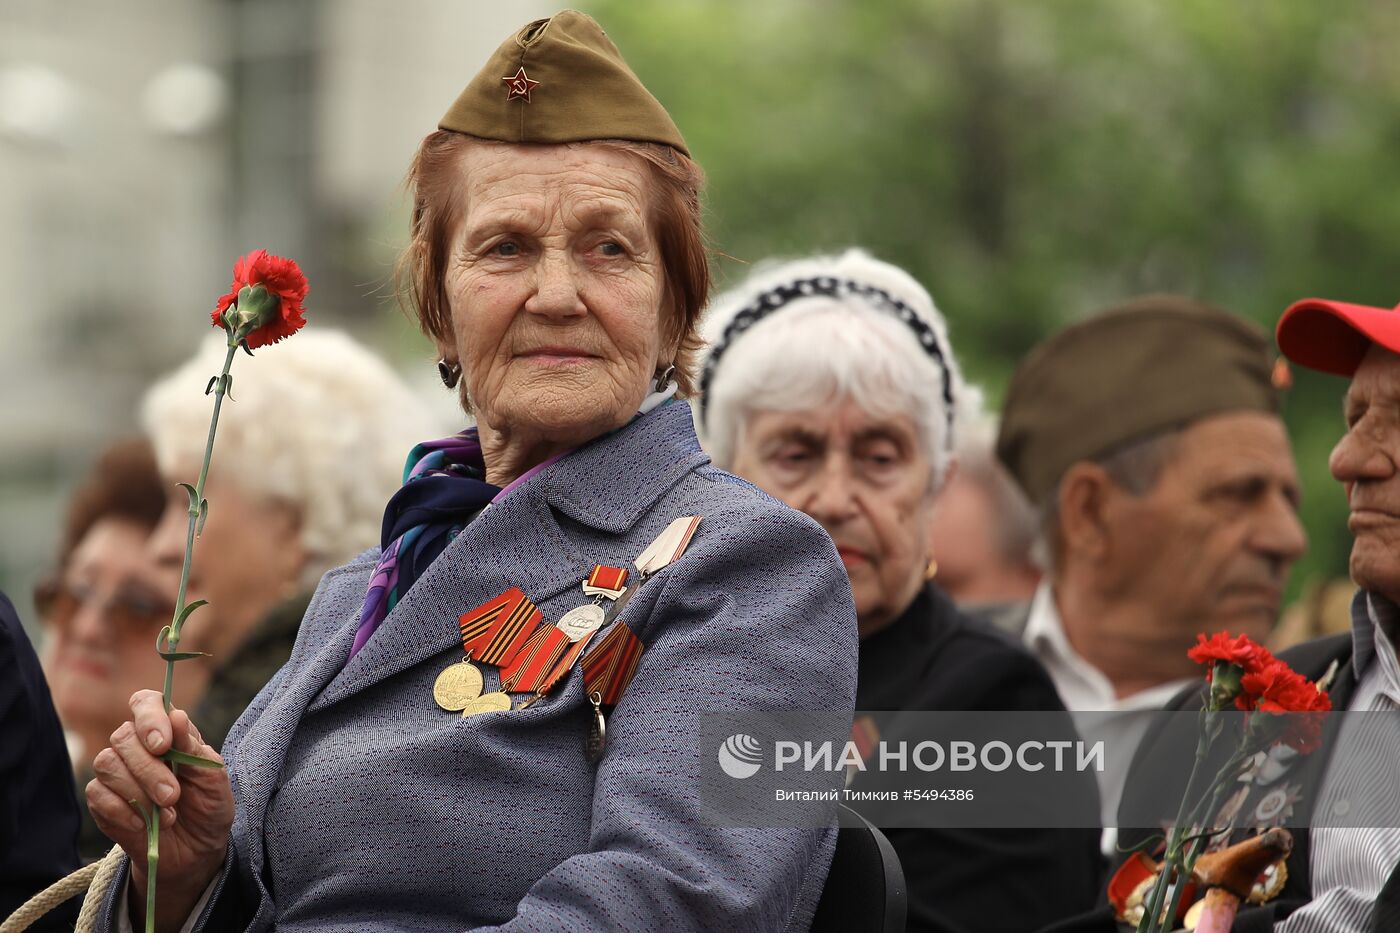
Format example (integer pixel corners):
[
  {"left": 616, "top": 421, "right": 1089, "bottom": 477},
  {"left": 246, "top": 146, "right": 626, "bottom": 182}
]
[{"left": 34, "top": 578, "right": 175, "bottom": 636}]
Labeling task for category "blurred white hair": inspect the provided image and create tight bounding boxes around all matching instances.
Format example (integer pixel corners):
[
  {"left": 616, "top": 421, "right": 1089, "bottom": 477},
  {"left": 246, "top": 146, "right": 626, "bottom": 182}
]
[
  {"left": 142, "top": 330, "right": 450, "bottom": 584},
  {"left": 697, "top": 249, "right": 980, "bottom": 487}
]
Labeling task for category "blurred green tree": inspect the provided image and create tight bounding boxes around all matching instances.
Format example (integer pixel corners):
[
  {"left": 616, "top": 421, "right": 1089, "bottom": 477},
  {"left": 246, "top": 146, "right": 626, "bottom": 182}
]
[{"left": 584, "top": 0, "right": 1400, "bottom": 600}]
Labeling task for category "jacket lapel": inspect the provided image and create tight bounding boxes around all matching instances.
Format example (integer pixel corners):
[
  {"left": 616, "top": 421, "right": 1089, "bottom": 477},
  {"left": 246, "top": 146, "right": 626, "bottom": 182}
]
[{"left": 228, "top": 401, "right": 713, "bottom": 874}]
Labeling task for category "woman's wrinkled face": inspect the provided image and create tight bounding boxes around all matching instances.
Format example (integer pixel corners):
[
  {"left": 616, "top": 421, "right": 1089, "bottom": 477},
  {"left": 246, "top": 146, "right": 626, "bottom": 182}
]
[
  {"left": 729, "top": 399, "right": 940, "bottom": 638},
  {"left": 39, "top": 518, "right": 182, "bottom": 752},
  {"left": 441, "top": 143, "right": 667, "bottom": 444}
]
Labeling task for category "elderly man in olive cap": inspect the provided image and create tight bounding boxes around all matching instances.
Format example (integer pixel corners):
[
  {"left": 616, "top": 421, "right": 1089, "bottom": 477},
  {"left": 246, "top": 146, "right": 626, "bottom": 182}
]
[{"left": 996, "top": 295, "right": 1308, "bottom": 848}]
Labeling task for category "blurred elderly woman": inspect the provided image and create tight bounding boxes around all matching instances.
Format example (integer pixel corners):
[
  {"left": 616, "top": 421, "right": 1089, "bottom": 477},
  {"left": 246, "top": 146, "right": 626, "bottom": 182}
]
[
  {"left": 142, "top": 329, "right": 444, "bottom": 748},
  {"left": 85, "top": 12, "right": 854, "bottom": 933},
  {"left": 699, "top": 249, "right": 1102, "bottom": 933},
  {"left": 35, "top": 439, "right": 178, "bottom": 862},
  {"left": 38, "top": 439, "right": 176, "bottom": 770}
]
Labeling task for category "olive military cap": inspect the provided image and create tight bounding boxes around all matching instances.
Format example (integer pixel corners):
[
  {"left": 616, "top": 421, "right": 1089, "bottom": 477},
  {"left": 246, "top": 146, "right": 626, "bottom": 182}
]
[
  {"left": 996, "top": 295, "right": 1280, "bottom": 506},
  {"left": 439, "top": 10, "right": 689, "bottom": 156}
]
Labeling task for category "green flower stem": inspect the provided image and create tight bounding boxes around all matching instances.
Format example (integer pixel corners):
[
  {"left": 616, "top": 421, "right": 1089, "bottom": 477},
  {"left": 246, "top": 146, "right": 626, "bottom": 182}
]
[
  {"left": 145, "top": 805, "right": 158, "bottom": 933},
  {"left": 1162, "top": 776, "right": 1237, "bottom": 928},
  {"left": 148, "top": 340, "right": 238, "bottom": 933},
  {"left": 1137, "top": 707, "right": 1218, "bottom": 933},
  {"left": 161, "top": 342, "right": 237, "bottom": 708}
]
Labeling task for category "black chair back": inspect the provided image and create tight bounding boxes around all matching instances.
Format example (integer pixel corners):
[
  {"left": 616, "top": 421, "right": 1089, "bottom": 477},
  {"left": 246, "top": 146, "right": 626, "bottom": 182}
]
[{"left": 811, "top": 804, "right": 907, "bottom": 933}]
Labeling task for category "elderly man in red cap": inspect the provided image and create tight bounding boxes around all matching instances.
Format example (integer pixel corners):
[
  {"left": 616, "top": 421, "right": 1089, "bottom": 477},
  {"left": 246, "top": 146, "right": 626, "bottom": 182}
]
[{"left": 1060, "top": 296, "right": 1400, "bottom": 933}]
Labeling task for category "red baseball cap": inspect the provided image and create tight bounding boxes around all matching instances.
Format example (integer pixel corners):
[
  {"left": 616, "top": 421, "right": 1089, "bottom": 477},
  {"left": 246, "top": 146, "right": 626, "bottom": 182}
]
[{"left": 1276, "top": 297, "right": 1400, "bottom": 377}]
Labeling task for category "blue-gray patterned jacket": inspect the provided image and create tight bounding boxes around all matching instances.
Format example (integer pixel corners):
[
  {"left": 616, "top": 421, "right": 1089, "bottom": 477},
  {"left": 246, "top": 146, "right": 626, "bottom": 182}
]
[{"left": 100, "top": 400, "right": 859, "bottom": 932}]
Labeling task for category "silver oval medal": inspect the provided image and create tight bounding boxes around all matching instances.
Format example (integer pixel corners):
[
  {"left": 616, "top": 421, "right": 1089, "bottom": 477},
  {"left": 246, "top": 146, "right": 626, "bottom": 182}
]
[{"left": 557, "top": 603, "right": 606, "bottom": 642}]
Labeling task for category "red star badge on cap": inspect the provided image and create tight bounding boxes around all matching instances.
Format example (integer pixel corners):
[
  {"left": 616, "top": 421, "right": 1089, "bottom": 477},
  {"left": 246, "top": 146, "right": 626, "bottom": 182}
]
[{"left": 502, "top": 67, "right": 540, "bottom": 103}]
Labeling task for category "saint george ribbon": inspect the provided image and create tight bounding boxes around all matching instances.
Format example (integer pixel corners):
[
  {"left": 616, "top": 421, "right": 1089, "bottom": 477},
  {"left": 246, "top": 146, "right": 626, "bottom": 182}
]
[{"left": 459, "top": 586, "right": 542, "bottom": 666}]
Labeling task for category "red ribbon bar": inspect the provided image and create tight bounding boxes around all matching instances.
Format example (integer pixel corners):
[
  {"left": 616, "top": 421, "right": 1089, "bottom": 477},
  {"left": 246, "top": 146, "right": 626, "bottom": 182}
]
[
  {"left": 458, "top": 587, "right": 542, "bottom": 667},
  {"left": 580, "top": 621, "right": 644, "bottom": 707},
  {"left": 586, "top": 565, "right": 628, "bottom": 593},
  {"left": 500, "top": 625, "right": 571, "bottom": 693}
]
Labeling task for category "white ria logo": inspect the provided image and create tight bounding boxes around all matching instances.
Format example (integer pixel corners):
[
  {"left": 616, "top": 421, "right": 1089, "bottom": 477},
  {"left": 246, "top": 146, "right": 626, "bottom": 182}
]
[{"left": 718, "top": 733, "right": 763, "bottom": 779}]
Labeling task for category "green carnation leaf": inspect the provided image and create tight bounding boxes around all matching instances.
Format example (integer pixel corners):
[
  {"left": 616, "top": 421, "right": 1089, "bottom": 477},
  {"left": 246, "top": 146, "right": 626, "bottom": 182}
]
[
  {"left": 173, "top": 599, "right": 209, "bottom": 631},
  {"left": 197, "top": 499, "right": 209, "bottom": 536},
  {"left": 160, "top": 650, "right": 210, "bottom": 661},
  {"left": 162, "top": 749, "right": 224, "bottom": 769},
  {"left": 177, "top": 482, "right": 199, "bottom": 511}
]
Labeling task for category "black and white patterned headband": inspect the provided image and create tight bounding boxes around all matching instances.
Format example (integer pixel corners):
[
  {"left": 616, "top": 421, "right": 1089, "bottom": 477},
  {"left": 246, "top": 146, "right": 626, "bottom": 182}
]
[{"left": 699, "top": 276, "right": 956, "bottom": 448}]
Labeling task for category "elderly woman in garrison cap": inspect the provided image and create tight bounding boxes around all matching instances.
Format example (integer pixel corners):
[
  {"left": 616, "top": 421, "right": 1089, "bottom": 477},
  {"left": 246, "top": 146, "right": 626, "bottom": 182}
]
[
  {"left": 699, "top": 249, "right": 1103, "bottom": 933},
  {"left": 83, "top": 12, "right": 856, "bottom": 932}
]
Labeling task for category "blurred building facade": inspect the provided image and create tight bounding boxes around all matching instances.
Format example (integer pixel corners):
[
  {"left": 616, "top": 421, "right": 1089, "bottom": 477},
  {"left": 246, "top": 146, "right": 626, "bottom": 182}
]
[{"left": 0, "top": 0, "right": 547, "bottom": 625}]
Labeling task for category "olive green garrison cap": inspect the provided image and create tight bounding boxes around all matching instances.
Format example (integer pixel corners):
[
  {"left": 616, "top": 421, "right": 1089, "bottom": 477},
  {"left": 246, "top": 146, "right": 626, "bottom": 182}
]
[
  {"left": 996, "top": 294, "right": 1281, "bottom": 506},
  {"left": 439, "top": 10, "right": 689, "bottom": 156}
]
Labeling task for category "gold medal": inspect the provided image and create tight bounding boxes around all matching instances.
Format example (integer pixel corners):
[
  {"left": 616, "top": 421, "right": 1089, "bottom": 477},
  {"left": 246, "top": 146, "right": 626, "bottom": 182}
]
[
  {"left": 433, "top": 659, "right": 484, "bottom": 711},
  {"left": 460, "top": 691, "right": 512, "bottom": 717}
]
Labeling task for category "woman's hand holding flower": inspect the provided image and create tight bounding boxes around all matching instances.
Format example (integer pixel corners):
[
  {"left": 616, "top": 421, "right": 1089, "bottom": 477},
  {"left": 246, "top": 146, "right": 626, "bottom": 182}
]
[{"left": 86, "top": 689, "right": 234, "bottom": 933}]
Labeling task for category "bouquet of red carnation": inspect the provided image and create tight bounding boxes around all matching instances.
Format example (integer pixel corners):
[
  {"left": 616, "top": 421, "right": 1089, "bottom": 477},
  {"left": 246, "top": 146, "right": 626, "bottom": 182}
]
[{"left": 1126, "top": 632, "right": 1331, "bottom": 933}]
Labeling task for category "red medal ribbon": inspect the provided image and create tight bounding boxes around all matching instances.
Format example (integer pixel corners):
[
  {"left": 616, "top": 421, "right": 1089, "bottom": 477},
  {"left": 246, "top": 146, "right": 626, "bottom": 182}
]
[
  {"left": 580, "top": 621, "right": 644, "bottom": 707},
  {"left": 458, "top": 587, "right": 542, "bottom": 667},
  {"left": 583, "top": 565, "right": 629, "bottom": 597},
  {"left": 501, "top": 625, "right": 594, "bottom": 695},
  {"left": 500, "top": 625, "right": 570, "bottom": 692}
]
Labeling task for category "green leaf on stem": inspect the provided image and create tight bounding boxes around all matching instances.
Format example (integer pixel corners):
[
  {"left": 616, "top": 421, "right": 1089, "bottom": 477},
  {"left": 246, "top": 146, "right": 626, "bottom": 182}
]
[
  {"left": 163, "top": 748, "right": 224, "bottom": 769},
  {"left": 205, "top": 375, "right": 218, "bottom": 396},
  {"left": 172, "top": 599, "right": 209, "bottom": 632},
  {"left": 197, "top": 498, "right": 209, "bottom": 536},
  {"left": 178, "top": 482, "right": 199, "bottom": 512}
]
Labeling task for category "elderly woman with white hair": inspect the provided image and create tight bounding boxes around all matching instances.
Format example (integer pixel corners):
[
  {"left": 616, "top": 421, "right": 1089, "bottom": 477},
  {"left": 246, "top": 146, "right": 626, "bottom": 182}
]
[
  {"left": 142, "top": 329, "right": 445, "bottom": 748},
  {"left": 699, "top": 249, "right": 1104, "bottom": 933}
]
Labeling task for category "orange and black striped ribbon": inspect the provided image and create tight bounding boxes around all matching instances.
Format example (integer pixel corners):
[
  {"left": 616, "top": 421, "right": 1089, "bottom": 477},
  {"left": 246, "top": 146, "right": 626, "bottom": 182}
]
[
  {"left": 500, "top": 625, "right": 593, "bottom": 694},
  {"left": 580, "top": 621, "right": 644, "bottom": 707},
  {"left": 458, "top": 587, "right": 542, "bottom": 667}
]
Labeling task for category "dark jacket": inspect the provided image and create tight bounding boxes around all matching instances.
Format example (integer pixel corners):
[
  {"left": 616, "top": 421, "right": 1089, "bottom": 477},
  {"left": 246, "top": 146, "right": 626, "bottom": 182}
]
[
  {"left": 857, "top": 583, "right": 1105, "bottom": 933},
  {"left": 0, "top": 591, "right": 80, "bottom": 929}
]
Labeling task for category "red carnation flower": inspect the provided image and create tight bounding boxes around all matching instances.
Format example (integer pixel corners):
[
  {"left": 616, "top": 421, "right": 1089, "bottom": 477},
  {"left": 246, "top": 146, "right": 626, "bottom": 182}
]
[
  {"left": 1241, "top": 659, "right": 1332, "bottom": 753},
  {"left": 210, "top": 249, "right": 308, "bottom": 349},
  {"left": 1188, "top": 632, "right": 1272, "bottom": 673}
]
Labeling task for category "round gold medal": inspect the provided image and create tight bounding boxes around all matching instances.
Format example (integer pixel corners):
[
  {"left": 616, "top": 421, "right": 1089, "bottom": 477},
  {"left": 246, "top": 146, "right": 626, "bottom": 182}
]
[
  {"left": 433, "top": 661, "right": 484, "bottom": 711},
  {"left": 460, "top": 691, "right": 512, "bottom": 717}
]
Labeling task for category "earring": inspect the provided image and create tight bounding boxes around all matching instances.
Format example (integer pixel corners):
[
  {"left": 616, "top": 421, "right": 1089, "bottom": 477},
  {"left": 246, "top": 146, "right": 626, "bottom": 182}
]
[
  {"left": 437, "top": 359, "right": 461, "bottom": 389},
  {"left": 654, "top": 364, "right": 676, "bottom": 392}
]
